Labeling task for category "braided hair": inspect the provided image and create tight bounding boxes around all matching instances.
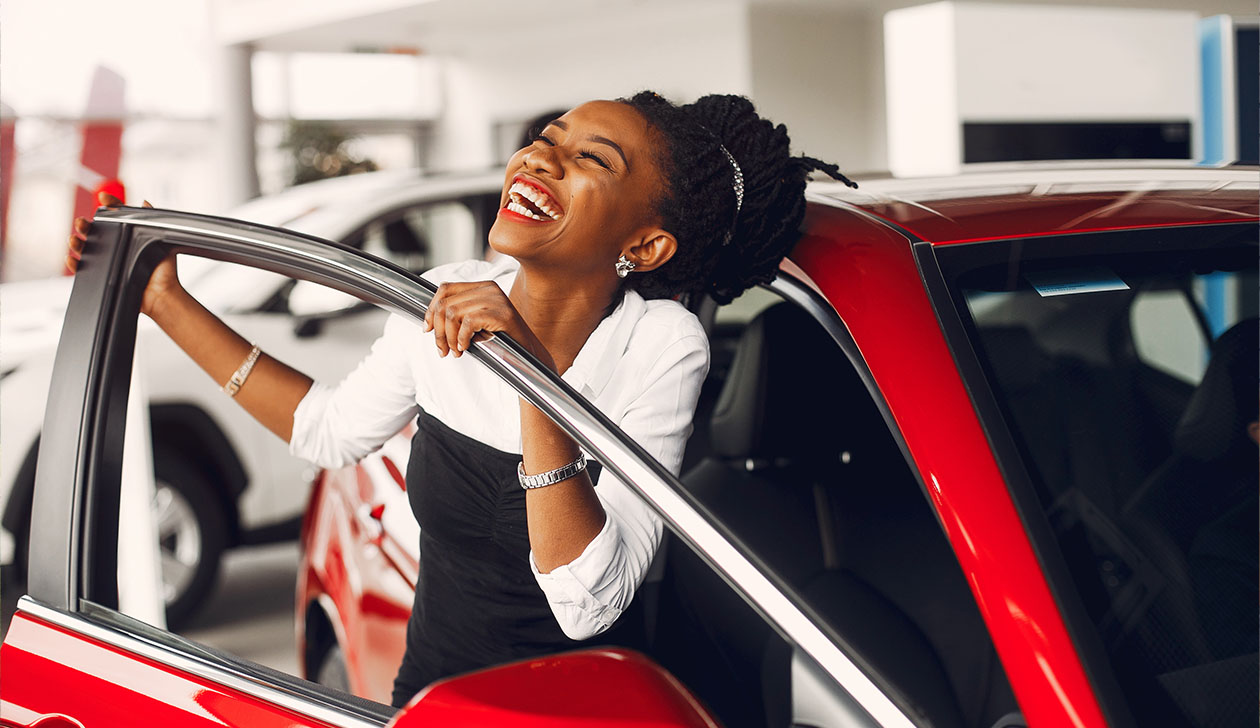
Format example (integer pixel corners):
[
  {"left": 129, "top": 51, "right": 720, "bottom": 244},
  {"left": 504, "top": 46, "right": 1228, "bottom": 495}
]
[{"left": 618, "top": 91, "right": 855, "bottom": 304}]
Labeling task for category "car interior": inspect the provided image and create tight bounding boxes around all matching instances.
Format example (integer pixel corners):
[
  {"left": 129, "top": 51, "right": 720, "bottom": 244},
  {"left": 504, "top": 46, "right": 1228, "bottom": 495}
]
[
  {"left": 958, "top": 243, "right": 1257, "bottom": 728},
  {"left": 643, "top": 287, "right": 1023, "bottom": 728}
]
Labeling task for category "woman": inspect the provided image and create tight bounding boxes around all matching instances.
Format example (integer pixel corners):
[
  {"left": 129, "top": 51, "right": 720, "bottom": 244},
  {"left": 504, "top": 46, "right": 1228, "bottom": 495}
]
[{"left": 71, "top": 91, "right": 855, "bottom": 707}]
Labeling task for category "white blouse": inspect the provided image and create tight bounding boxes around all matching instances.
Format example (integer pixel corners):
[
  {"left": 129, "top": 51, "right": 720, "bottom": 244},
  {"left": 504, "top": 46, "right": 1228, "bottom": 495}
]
[{"left": 289, "top": 256, "right": 709, "bottom": 640}]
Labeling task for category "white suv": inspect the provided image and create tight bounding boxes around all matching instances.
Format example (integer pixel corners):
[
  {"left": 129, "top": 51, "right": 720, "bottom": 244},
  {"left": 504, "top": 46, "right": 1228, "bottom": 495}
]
[{"left": 0, "top": 169, "right": 502, "bottom": 625}]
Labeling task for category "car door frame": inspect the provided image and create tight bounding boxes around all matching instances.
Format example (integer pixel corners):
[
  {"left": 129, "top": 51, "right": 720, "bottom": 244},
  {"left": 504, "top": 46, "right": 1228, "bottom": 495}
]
[{"left": 18, "top": 206, "right": 917, "bottom": 728}]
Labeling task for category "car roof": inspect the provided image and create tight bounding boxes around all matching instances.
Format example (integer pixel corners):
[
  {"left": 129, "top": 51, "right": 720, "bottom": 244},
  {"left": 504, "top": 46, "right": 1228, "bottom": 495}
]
[
  {"left": 808, "top": 165, "right": 1259, "bottom": 246},
  {"left": 228, "top": 168, "right": 504, "bottom": 240}
]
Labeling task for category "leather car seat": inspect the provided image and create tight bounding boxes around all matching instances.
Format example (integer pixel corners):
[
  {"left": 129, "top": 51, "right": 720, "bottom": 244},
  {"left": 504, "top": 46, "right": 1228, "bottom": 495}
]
[
  {"left": 669, "top": 303, "right": 970, "bottom": 728},
  {"left": 1115, "top": 319, "right": 1258, "bottom": 726}
]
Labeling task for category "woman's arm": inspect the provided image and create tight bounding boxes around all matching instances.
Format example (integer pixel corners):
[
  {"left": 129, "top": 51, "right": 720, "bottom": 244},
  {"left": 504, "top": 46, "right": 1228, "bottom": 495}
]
[
  {"left": 71, "top": 204, "right": 312, "bottom": 442},
  {"left": 146, "top": 282, "right": 313, "bottom": 442},
  {"left": 520, "top": 399, "right": 606, "bottom": 572},
  {"left": 530, "top": 331, "right": 708, "bottom": 638}
]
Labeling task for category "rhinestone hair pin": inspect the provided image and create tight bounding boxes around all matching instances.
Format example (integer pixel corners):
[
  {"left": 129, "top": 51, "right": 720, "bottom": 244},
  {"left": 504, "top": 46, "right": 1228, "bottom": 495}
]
[{"left": 718, "top": 145, "right": 744, "bottom": 246}]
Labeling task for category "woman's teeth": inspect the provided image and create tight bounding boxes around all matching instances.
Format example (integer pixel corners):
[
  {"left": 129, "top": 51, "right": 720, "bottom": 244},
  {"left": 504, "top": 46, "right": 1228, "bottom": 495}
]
[{"left": 508, "top": 181, "right": 563, "bottom": 221}]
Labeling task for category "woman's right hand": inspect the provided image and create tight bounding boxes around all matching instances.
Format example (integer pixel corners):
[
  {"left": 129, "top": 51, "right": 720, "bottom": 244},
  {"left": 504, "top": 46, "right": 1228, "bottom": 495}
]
[{"left": 68, "top": 192, "right": 179, "bottom": 319}]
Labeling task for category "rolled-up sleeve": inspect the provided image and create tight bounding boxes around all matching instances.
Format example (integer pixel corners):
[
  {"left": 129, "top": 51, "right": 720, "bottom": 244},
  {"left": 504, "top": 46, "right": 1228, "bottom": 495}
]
[
  {"left": 289, "top": 313, "right": 422, "bottom": 469},
  {"left": 530, "top": 331, "right": 709, "bottom": 640}
]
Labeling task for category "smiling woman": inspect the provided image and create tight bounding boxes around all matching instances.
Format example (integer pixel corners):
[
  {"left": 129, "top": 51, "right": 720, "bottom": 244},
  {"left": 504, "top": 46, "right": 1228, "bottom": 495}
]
[{"left": 69, "top": 90, "right": 855, "bottom": 710}]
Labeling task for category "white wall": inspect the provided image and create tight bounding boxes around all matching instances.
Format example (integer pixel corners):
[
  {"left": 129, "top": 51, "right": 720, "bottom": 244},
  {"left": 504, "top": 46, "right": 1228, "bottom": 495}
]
[
  {"left": 457, "top": 2, "right": 752, "bottom": 121},
  {"left": 749, "top": 5, "right": 887, "bottom": 175},
  {"left": 884, "top": 2, "right": 1204, "bottom": 176}
]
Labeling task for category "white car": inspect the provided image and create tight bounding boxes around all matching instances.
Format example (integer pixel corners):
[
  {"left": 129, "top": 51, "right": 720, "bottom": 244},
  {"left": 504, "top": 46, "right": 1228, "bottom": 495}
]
[{"left": 0, "top": 169, "right": 502, "bottom": 625}]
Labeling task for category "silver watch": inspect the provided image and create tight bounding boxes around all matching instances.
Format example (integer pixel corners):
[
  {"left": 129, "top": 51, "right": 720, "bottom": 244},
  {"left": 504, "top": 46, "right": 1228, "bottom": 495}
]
[{"left": 517, "top": 453, "right": 588, "bottom": 490}]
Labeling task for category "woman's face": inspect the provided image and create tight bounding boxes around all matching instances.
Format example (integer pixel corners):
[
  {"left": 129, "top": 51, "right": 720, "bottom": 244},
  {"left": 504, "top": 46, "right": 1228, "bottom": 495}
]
[{"left": 488, "top": 100, "right": 667, "bottom": 277}]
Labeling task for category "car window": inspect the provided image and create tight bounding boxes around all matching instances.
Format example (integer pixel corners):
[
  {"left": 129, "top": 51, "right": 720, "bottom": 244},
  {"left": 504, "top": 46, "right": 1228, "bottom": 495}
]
[
  {"left": 346, "top": 200, "right": 481, "bottom": 274},
  {"left": 191, "top": 199, "right": 483, "bottom": 316},
  {"left": 675, "top": 284, "right": 1022, "bottom": 728},
  {"left": 946, "top": 228, "right": 1257, "bottom": 728},
  {"left": 61, "top": 232, "right": 916, "bottom": 726},
  {"left": 117, "top": 262, "right": 388, "bottom": 674}
]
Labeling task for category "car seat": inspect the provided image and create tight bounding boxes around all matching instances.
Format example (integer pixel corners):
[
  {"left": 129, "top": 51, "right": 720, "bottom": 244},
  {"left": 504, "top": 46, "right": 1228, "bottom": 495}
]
[
  {"left": 662, "top": 302, "right": 1017, "bottom": 728},
  {"left": 1115, "top": 319, "right": 1259, "bottom": 727}
]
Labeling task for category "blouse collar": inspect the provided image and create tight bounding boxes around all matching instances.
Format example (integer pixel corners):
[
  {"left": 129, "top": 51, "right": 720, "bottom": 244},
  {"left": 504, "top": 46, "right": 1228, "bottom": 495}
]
[{"left": 494, "top": 257, "right": 646, "bottom": 401}]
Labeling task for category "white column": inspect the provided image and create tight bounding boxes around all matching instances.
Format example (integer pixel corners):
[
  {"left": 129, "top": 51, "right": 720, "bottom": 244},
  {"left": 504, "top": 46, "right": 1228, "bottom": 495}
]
[
  {"left": 427, "top": 58, "right": 494, "bottom": 173},
  {"left": 216, "top": 43, "right": 261, "bottom": 207}
]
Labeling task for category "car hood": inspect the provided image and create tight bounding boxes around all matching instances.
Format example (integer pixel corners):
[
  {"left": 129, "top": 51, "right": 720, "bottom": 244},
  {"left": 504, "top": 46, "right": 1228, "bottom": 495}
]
[{"left": 0, "top": 276, "right": 75, "bottom": 369}]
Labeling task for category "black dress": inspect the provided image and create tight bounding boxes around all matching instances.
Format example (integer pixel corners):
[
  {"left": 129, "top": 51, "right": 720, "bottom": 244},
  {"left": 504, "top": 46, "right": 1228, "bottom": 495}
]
[{"left": 390, "top": 408, "right": 640, "bottom": 707}]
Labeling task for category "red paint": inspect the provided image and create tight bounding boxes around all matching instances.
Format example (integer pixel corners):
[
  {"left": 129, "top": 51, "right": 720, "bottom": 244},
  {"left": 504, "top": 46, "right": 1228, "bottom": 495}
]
[
  {"left": 843, "top": 187, "right": 1260, "bottom": 245},
  {"left": 0, "top": 611, "right": 339, "bottom": 727},
  {"left": 380, "top": 456, "right": 406, "bottom": 490},
  {"left": 299, "top": 454, "right": 412, "bottom": 704},
  {"left": 1, "top": 114, "right": 14, "bottom": 254},
  {"left": 73, "top": 123, "right": 123, "bottom": 227},
  {"left": 933, "top": 217, "right": 1260, "bottom": 246},
  {"left": 790, "top": 204, "right": 1108, "bottom": 728},
  {"left": 398, "top": 649, "right": 719, "bottom": 728}
]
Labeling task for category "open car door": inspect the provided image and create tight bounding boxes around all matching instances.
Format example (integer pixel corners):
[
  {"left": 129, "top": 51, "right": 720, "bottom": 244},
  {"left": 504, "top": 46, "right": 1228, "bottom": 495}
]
[{"left": 1, "top": 207, "right": 915, "bottom": 728}]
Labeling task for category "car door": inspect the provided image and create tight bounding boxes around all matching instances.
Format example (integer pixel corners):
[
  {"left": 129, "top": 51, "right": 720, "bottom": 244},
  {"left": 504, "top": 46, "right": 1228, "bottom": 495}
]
[{"left": 0, "top": 206, "right": 918, "bottom": 728}]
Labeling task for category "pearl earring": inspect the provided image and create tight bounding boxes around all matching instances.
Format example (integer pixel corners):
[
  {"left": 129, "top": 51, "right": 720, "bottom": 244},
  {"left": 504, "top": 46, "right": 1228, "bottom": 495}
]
[{"left": 615, "top": 255, "right": 636, "bottom": 278}]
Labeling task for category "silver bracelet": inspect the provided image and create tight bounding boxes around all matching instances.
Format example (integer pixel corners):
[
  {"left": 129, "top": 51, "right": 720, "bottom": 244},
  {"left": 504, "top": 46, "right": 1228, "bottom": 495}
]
[
  {"left": 517, "top": 453, "right": 587, "bottom": 490},
  {"left": 222, "top": 344, "right": 262, "bottom": 397}
]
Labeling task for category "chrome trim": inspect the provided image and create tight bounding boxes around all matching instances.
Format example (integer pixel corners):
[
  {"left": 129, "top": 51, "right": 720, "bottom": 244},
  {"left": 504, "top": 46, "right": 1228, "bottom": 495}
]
[
  {"left": 95, "top": 208, "right": 440, "bottom": 318},
  {"left": 83, "top": 209, "right": 915, "bottom": 727},
  {"left": 16, "top": 596, "right": 388, "bottom": 728}
]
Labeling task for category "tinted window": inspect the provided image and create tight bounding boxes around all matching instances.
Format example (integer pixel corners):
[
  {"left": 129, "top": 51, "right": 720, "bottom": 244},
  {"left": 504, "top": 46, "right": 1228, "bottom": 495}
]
[{"left": 946, "top": 229, "right": 1257, "bottom": 728}]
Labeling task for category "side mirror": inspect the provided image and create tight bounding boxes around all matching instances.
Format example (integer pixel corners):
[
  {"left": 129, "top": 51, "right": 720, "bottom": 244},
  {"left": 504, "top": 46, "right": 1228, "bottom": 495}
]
[{"left": 388, "top": 648, "right": 718, "bottom": 728}]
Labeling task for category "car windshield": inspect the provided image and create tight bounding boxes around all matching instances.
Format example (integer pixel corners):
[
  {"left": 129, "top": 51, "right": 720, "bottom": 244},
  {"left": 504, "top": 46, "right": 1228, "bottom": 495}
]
[{"left": 941, "top": 226, "right": 1256, "bottom": 728}]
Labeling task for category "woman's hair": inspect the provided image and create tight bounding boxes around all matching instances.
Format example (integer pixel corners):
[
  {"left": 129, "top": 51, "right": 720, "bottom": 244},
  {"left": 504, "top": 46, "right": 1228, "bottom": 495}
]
[{"left": 618, "top": 91, "right": 855, "bottom": 304}]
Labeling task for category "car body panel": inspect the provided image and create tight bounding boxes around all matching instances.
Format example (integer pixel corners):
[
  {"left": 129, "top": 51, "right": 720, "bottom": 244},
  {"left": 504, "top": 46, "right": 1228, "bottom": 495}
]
[
  {"left": 392, "top": 648, "right": 720, "bottom": 728},
  {"left": 1, "top": 609, "right": 342, "bottom": 728},
  {"left": 812, "top": 167, "right": 1260, "bottom": 245}
]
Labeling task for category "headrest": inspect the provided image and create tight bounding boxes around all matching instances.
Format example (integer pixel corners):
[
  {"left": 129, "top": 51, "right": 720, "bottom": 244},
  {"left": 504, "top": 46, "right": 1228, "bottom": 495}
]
[
  {"left": 1175, "top": 318, "right": 1258, "bottom": 464},
  {"left": 708, "top": 303, "right": 859, "bottom": 464}
]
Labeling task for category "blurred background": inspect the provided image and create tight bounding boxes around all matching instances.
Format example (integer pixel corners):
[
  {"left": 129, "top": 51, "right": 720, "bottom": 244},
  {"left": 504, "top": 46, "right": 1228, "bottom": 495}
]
[
  {"left": 1, "top": 0, "right": 1255, "bottom": 677},
  {"left": 0, "top": 0, "right": 1254, "bottom": 281}
]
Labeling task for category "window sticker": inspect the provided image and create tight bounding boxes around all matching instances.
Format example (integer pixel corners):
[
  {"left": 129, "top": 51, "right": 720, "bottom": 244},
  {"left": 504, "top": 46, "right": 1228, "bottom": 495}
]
[{"left": 1025, "top": 266, "right": 1130, "bottom": 297}]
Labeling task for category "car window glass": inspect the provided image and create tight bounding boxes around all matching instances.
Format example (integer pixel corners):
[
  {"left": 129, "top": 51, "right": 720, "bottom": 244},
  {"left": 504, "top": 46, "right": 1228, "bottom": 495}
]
[
  {"left": 110, "top": 259, "right": 390, "bottom": 682},
  {"left": 355, "top": 201, "right": 479, "bottom": 273},
  {"left": 951, "top": 235, "right": 1257, "bottom": 728},
  {"left": 186, "top": 262, "right": 292, "bottom": 314}
]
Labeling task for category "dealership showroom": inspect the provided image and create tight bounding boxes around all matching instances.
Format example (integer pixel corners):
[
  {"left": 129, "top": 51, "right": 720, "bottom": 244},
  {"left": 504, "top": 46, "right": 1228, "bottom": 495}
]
[{"left": 0, "top": 1, "right": 1256, "bottom": 727}]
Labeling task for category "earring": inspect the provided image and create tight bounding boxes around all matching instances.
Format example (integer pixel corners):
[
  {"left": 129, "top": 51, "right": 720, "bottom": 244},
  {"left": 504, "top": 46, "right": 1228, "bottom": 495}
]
[{"left": 615, "top": 254, "right": 636, "bottom": 278}]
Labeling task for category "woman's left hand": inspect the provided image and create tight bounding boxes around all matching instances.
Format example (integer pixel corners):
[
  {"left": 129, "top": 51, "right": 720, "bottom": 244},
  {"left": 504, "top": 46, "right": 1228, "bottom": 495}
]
[{"left": 424, "top": 281, "right": 550, "bottom": 365}]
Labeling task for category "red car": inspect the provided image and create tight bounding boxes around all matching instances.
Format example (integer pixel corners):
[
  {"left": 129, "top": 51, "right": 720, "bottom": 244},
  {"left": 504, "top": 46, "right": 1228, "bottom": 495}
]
[
  {"left": 3, "top": 165, "right": 1255, "bottom": 728},
  {"left": 297, "top": 166, "right": 1258, "bottom": 728}
]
